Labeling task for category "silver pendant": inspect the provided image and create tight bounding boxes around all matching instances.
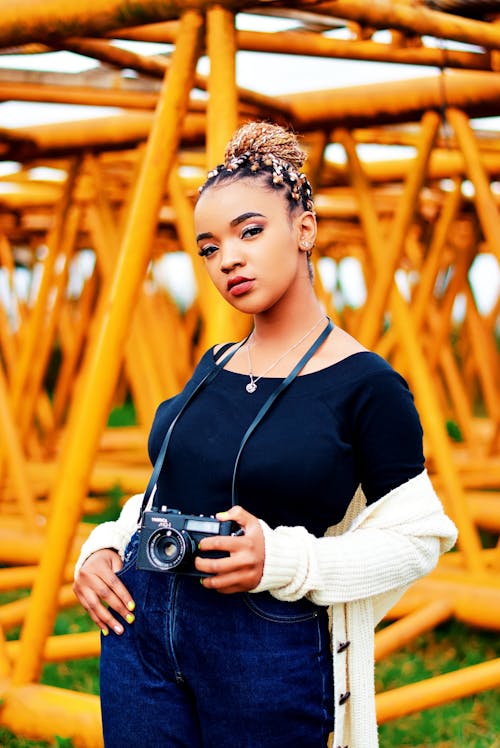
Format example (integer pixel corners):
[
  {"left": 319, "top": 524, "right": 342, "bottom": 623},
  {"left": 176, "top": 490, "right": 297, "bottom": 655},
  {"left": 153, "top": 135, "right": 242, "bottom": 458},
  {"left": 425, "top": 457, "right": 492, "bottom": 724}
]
[{"left": 246, "top": 381, "right": 257, "bottom": 394}]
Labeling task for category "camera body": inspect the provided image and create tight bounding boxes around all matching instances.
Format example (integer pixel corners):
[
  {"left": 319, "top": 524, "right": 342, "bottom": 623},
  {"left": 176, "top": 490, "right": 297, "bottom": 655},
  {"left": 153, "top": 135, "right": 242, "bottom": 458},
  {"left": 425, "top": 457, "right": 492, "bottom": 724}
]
[{"left": 136, "top": 506, "right": 242, "bottom": 576}]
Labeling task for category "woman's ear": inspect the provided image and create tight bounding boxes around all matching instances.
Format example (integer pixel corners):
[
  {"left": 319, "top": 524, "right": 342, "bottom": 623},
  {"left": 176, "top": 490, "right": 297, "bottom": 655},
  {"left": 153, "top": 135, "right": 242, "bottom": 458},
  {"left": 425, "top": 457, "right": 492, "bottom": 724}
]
[{"left": 297, "top": 211, "right": 317, "bottom": 253}]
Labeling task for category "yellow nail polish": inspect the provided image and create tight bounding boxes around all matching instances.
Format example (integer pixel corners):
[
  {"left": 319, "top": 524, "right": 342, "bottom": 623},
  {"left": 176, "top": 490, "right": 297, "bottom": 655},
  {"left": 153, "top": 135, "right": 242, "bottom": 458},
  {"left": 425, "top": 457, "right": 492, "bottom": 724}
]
[
  {"left": 126, "top": 613, "right": 135, "bottom": 624},
  {"left": 101, "top": 628, "right": 109, "bottom": 636},
  {"left": 127, "top": 600, "right": 135, "bottom": 612},
  {"left": 218, "top": 511, "right": 230, "bottom": 520}
]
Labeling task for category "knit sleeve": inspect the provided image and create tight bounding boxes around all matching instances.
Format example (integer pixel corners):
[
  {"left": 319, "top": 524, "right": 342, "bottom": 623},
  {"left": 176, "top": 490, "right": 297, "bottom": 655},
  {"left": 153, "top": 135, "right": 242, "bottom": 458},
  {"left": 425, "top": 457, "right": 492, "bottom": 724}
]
[
  {"left": 250, "top": 471, "right": 457, "bottom": 611},
  {"left": 73, "top": 493, "right": 143, "bottom": 579}
]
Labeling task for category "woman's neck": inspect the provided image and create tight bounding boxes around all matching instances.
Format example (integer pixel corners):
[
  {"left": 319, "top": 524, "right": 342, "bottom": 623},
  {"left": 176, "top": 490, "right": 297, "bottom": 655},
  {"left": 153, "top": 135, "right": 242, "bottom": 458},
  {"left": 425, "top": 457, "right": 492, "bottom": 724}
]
[{"left": 251, "top": 302, "right": 326, "bottom": 349}]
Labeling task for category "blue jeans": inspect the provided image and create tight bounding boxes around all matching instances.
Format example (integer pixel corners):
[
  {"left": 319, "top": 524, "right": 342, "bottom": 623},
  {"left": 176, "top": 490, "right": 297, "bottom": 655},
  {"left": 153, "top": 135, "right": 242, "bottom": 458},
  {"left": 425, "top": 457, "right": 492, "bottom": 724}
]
[{"left": 100, "top": 534, "right": 334, "bottom": 747}]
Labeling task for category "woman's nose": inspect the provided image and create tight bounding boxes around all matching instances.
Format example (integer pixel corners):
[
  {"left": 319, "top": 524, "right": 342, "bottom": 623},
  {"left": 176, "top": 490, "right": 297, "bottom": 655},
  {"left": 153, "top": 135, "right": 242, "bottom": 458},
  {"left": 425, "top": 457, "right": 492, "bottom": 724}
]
[{"left": 219, "top": 242, "right": 244, "bottom": 273}]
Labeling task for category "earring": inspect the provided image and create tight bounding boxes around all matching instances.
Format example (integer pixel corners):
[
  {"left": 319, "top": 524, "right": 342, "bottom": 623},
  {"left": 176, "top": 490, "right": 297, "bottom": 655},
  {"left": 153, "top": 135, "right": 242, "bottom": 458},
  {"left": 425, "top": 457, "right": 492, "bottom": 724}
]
[{"left": 301, "top": 241, "right": 311, "bottom": 250}]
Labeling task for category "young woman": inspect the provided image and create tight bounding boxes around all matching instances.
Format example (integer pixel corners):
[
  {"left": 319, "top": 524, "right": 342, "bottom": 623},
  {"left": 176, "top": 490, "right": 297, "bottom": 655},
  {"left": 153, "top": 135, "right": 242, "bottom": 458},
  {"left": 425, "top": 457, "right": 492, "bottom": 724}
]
[{"left": 74, "top": 121, "right": 457, "bottom": 748}]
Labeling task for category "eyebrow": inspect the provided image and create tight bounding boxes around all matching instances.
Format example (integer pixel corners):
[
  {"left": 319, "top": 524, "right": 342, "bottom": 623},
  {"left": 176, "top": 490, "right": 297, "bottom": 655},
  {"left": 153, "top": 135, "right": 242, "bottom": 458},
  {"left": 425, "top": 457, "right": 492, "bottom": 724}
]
[
  {"left": 196, "top": 212, "right": 265, "bottom": 244},
  {"left": 230, "top": 211, "right": 265, "bottom": 227}
]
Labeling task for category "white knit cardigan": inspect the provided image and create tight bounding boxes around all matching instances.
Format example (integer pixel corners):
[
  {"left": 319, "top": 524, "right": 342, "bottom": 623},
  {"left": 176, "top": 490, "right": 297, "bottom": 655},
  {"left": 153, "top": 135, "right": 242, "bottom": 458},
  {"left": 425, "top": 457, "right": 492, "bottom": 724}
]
[{"left": 75, "top": 470, "right": 457, "bottom": 748}]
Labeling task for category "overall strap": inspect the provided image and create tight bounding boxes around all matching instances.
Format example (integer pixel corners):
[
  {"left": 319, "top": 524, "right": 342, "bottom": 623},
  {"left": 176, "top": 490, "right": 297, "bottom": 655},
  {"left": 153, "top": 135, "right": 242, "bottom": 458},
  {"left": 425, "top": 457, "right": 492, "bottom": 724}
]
[
  {"left": 230, "top": 318, "right": 334, "bottom": 505},
  {"left": 139, "top": 339, "right": 247, "bottom": 515}
]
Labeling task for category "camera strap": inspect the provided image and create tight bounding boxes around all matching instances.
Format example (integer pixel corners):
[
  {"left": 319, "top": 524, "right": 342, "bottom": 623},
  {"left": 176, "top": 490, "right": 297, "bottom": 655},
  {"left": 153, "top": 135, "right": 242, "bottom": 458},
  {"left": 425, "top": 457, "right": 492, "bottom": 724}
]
[
  {"left": 139, "top": 318, "right": 334, "bottom": 516},
  {"left": 139, "top": 339, "right": 250, "bottom": 515},
  {"left": 230, "top": 317, "right": 333, "bottom": 505}
]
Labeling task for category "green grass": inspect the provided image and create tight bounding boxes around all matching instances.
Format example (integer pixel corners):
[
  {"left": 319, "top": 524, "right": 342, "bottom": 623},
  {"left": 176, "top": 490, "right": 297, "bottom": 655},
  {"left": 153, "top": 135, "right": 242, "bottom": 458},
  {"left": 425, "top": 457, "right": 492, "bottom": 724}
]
[{"left": 376, "top": 620, "right": 500, "bottom": 747}]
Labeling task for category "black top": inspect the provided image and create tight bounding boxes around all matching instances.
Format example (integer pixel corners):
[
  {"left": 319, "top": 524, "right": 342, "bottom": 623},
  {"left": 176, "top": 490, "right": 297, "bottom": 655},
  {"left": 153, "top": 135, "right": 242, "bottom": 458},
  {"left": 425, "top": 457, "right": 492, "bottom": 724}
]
[{"left": 148, "top": 349, "right": 425, "bottom": 538}]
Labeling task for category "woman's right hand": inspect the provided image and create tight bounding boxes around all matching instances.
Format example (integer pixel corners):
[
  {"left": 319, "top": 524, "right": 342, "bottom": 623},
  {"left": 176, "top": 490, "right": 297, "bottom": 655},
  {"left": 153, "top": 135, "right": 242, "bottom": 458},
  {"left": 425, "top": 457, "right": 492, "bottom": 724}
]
[{"left": 73, "top": 549, "right": 136, "bottom": 636}]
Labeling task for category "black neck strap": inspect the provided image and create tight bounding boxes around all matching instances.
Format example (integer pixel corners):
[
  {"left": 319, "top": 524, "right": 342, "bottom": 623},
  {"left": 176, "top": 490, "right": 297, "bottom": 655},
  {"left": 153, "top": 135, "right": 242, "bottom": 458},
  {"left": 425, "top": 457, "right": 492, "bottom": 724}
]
[{"left": 140, "top": 318, "right": 334, "bottom": 515}]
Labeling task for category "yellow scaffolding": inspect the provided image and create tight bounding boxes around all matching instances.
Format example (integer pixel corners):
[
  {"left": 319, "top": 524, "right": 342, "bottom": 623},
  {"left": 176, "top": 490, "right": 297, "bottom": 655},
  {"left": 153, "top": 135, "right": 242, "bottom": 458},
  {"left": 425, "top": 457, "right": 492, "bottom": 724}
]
[{"left": 0, "top": 1, "right": 499, "bottom": 745}]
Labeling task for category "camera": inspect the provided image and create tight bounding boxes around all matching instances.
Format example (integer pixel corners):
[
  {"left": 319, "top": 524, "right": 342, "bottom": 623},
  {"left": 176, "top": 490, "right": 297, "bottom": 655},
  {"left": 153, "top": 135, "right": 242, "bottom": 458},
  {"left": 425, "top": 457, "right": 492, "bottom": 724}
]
[{"left": 136, "top": 506, "right": 242, "bottom": 576}]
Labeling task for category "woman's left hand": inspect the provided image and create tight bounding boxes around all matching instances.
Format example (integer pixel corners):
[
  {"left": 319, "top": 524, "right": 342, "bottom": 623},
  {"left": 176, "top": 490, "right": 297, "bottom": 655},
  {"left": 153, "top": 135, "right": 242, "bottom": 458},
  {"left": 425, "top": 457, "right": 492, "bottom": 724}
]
[{"left": 195, "top": 505, "right": 264, "bottom": 594}]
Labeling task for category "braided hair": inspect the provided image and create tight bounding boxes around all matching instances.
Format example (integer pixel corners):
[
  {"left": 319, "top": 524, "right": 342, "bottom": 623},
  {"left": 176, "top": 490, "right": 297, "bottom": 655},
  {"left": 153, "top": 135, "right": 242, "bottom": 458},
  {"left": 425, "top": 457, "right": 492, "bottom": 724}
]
[{"left": 199, "top": 121, "right": 314, "bottom": 214}]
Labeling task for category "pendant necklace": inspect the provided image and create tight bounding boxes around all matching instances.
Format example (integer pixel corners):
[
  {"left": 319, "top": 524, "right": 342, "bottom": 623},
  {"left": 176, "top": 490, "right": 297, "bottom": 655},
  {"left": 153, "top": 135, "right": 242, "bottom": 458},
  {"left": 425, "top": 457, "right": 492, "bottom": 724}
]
[{"left": 245, "top": 316, "right": 327, "bottom": 394}]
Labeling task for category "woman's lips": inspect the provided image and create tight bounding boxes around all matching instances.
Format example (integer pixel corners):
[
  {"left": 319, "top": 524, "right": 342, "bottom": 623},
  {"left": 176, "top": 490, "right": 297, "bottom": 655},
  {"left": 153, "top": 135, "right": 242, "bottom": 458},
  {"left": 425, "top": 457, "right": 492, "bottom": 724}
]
[{"left": 227, "top": 277, "right": 254, "bottom": 296}]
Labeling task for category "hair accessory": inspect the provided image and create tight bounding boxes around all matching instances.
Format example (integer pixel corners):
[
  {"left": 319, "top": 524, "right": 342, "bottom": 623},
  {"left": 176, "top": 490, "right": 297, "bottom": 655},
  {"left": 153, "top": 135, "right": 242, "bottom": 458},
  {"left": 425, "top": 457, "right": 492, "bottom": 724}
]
[
  {"left": 245, "top": 316, "right": 327, "bottom": 394},
  {"left": 199, "top": 151, "right": 315, "bottom": 211}
]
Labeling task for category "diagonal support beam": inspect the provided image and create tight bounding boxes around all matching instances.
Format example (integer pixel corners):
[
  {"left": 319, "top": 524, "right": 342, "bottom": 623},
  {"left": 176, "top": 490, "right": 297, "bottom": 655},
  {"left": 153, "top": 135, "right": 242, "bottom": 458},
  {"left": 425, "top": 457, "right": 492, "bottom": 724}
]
[{"left": 12, "top": 9, "right": 204, "bottom": 686}]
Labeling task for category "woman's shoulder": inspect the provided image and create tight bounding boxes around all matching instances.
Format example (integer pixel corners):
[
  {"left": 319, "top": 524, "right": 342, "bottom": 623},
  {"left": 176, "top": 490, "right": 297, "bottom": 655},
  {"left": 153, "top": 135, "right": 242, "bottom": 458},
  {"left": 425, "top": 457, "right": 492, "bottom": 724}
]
[{"left": 212, "top": 341, "right": 239, "bottom": 363}]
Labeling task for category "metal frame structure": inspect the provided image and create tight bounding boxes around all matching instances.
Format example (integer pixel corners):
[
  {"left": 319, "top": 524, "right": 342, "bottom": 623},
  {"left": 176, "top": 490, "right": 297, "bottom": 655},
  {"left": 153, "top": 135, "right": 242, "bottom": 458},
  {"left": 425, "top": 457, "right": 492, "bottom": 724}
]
[{"left": 0, "top": 1, "right": 499, "bottom": 745}]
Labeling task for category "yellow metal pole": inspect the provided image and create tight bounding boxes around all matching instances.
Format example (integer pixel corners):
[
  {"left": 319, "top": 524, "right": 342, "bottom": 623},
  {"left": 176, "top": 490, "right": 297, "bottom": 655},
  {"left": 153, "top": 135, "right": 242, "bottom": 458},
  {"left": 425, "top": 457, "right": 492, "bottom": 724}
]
[
  {"left": 6, "top": 630, "right": 99, "bottom": 663},
  {"left": 200, "top": 3, "right": 249, "bottom": 348},
  {"left": 0, "top": 364, "right": 37, "bottom": 531},
  {"left": 464, "top": 285, "right": 500, "bottom": 426},
  {"left": 85, "top": 164, "right": 167, "bottom": 423},
  {"left": 51, "top": 266, "right": 98, "bottom": 431},
  {"left": 0, "top": 682, "right": 102, "bottom": 748},
  {"left": 206, "top": 4, "right": 238, "bottom": 166},
  {"left": 0, "top": 629, "right": 11, "bottom": 677},
  {"left": 12, "top": 9, "right": 204, "bottom": 686},
  {"left": 0, "top": 232, "right": 18, "bottom": 379},
  {"left": 376, "top": 658, "right": 500, "bottom": 723},
  {"left": 112, "top": 22, "right": 489, "bottom": 69},
  {"left": 338, "top": 127, "right": 485, "bottom": 572},
  {"left": 0, "top": 0, "right": 240, "bottom": 48},
  {"left": 8, "top": 161, "right": 80, "bottom": 430},
  {"left": 374, "top": 600, "right": 452, "bottom": 661},
  {"left": 301, "top": 0, "right": 500, "bottom": 50},
  {"left": 18, "top": 202, "right": 81, "bottom": 442},
  {"left": 355, "top": 110, "right": 440, "bottom": 349},
  {"left": 447, "top": 107, "right": 500, "bottom": 264}
]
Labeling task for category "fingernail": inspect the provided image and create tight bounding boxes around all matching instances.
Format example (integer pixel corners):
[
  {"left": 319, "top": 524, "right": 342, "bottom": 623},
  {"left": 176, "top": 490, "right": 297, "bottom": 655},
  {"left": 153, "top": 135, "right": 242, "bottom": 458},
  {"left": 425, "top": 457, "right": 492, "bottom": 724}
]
[
  {"left": 101, "top": 628, "right": 109, "bottom": 637},
  {"left": 114, "top": 624, "right": 123, "bottom": 634},
  {"left": 199, "top": 578, "right": 204, "bottom": 585},
  {"left": 126, "top": 613, "right": 135, "bottom": 624},
  {"left": 127, "top": 600, "right": 135, "bottom": 612},
  {"left": 218, "top": 511, "right": 230, "bottom": 520}
]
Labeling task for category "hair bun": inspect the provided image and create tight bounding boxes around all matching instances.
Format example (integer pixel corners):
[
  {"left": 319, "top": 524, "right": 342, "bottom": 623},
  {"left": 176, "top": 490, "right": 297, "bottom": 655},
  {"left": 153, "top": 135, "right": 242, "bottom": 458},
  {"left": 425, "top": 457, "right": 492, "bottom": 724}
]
[{"left": 224, "top": 121, "right": 307, "bottom": 171}]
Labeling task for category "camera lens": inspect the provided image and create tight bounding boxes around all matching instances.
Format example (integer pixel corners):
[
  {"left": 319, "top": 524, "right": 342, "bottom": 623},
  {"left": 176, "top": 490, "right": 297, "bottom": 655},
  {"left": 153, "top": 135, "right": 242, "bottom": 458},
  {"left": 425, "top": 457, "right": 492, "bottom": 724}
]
[{"left": 147, "top": 527, "right": 194, "bottom": 571}]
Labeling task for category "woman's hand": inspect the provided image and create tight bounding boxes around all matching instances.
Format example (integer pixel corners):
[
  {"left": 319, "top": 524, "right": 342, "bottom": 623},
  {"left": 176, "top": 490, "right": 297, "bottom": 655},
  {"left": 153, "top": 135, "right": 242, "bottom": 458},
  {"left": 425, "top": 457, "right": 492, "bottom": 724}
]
[
  {"left": 73, "top": 549, "right": 136, "bottom": 636},
  {"left": 196, "top": 506, "right": 265, "bottom": 594}
]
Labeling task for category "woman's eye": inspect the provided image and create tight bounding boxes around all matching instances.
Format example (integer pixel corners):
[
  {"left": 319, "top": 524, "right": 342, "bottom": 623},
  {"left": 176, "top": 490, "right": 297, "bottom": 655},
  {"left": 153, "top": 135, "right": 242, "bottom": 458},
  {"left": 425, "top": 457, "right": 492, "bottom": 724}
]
[
  {"left": 198, "top": 244, "right": 218, "bottom": 258},
  {"left": 242, "top": 225, "right": 263, "bottom": 240}
]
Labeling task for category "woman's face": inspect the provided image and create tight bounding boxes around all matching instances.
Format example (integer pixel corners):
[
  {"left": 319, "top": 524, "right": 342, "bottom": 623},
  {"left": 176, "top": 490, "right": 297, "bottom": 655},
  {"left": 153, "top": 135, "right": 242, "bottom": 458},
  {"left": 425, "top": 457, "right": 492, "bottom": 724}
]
[{"left": 194, "top": 178, "right": 315, "bottom": 315}]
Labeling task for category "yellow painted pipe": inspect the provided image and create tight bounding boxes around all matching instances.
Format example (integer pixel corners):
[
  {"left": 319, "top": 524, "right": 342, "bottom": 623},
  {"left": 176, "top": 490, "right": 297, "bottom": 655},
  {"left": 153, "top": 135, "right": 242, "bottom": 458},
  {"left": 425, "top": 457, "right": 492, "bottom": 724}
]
[
  {"left": 0, "top": 364, "right": 37, "bottom": 530},
  {"left": 6, "top": 630, "right": 100, "bottom": 663},
  {"left": 356, "top": 109, "right": 440, "bottom": 348},
  {"left": 282, "top": 72, "right": 500, "bottom": 130},
  {"left": 112, "top": 22, "right": 489, "bottom": 70},
  {"left": 338, "top": 125, "right": 484, "bottom": 572},
  {"left": 302, "top": 0, "right": 500, "bottom": 50},
  {"left": 8, "top": 160, "right": 80, "bottom": 427},
  {"left": 376, "top": 657, "right": 500, "bottom": 723},
  {"left": 0, "top": 586, "right": 76, "bottom": 631},
  {"left": 447, "top": 107, "right": 500, "bottom": 263},
  {"left": 200, "top": 4, "right": 250, "bottom": 348},
  {"left": 0, "top": 80, "right": 160, "bottom": 110},
  {"left": 374, "top": 600, "right": 453, "bottom": 661},
  {"left": 0, "top": 681, "right": 102, "bottom": 748},
  {"left": 12, "top": 8, "right": 204, "bottom": 687},
  {"left": 390, "top": 575, "right": 500, "bottom": 631},
  {"left": 0, "top": 0, "right": 246, "bottom": 48},
  {"left": 0, "top": 565, "right": 74, "bottom": 592}
]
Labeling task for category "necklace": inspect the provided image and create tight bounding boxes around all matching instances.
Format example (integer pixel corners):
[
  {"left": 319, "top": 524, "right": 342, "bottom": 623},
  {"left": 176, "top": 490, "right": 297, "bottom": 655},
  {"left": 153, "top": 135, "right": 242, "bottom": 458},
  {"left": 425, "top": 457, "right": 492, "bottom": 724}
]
[{"left": 245, "top": 316, "right": 327, "bottom": 394}]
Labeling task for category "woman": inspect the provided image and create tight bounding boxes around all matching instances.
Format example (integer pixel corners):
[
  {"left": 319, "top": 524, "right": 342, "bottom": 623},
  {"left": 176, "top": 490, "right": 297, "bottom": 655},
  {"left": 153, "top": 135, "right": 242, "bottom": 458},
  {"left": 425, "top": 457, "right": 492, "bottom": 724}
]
[{"left": 74, "top": 121, "right": 457, "bottom": 748}]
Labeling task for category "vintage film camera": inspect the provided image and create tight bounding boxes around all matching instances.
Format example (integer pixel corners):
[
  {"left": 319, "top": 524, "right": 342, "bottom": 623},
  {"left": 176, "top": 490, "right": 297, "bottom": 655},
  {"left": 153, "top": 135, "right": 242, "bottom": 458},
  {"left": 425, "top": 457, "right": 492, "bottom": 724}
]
[{"left": 136, "top": 506, "right": 243, "bottom": 576}]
